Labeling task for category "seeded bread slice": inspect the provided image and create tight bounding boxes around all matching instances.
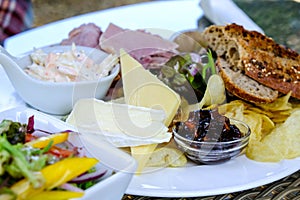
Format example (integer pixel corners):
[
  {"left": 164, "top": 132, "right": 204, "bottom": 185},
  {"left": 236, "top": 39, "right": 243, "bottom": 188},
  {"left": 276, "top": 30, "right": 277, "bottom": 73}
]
[
  {"left": 216, "top": 58, "right": 278, "bottom": 103},
  {"left": 202, "top": 23, "right": 300, "bottom": 100}
]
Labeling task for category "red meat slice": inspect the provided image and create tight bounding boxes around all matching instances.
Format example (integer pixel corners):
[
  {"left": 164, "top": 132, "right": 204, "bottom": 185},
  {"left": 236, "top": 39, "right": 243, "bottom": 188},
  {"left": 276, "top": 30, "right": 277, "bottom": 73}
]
[
  {"left": 60, "top": 23, "right": 102, "bottom": 49},
  {"left": 99, "top": 23, "right": 178, "bottom": 61}
]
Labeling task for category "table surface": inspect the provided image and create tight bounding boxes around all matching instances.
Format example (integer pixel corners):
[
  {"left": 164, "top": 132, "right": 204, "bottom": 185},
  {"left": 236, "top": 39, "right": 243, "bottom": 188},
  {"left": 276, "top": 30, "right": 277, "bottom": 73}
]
[{"left": 29, "top": 0, "right": 300, "bottom": 199}]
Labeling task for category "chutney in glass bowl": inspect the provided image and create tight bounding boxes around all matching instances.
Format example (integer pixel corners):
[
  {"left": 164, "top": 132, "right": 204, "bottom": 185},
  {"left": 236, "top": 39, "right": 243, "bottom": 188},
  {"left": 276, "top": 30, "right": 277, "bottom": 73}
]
[{"left": 173, "top": 109, "right": 250, "bottom": 164}]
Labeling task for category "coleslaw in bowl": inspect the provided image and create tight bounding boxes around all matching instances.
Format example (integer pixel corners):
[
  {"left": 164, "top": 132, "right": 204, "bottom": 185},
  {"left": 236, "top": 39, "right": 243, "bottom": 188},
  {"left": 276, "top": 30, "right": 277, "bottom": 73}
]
[
  {"left": 25, "top": 44, "right": 117, "bottom": 83},
  {"left": 0, "top": 45, "right": 120, "bottom": 115}
]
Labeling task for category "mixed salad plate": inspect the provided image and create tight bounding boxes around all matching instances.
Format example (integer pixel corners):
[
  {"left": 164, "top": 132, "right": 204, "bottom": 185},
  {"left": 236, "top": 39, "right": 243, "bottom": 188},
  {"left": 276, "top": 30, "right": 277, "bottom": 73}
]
[{"left": 0, "top": 106, "right": 137, "bottom": 199}]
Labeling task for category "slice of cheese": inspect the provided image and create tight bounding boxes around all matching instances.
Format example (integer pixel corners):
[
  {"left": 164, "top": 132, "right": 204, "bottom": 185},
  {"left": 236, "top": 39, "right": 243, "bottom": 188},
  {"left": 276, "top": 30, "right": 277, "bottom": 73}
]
[
  {"left": 120, "top": 49, "right": 181, "bottom": 173},
  {"left": 120, "top": 49, "right": 181, "bottom": 126},
  {"left": 66, "top": 98, "right": 172, "bottom": 147}
]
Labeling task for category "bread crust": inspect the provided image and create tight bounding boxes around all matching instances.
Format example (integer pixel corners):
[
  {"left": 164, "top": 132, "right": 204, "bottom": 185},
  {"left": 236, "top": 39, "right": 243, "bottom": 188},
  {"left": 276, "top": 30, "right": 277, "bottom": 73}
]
[
  {"left": 243, "top": 51, "right": 300, "bottom": 99},
  {"left": 202, "top": 23, "right": 300, "bottom": 100}
]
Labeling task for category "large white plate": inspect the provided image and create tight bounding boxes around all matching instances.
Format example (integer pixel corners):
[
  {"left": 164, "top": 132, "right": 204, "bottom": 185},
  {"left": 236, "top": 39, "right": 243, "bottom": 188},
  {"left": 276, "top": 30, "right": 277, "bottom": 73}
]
[
  {"left": 127, "top": 155, "right": 300, "bottom": 197},
  {"left": 2, "top": 0, "right": 300, "bottom": 198}
]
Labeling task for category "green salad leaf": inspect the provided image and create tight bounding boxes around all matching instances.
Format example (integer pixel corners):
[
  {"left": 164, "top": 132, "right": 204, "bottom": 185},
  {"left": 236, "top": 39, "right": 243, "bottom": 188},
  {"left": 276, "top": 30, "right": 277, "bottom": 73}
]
[
  {"left": 0, "top": 120, "right": 27, "bottom": 145},
  {"left": 0, "top": 135, "right": 44, "bottom": 188},
  {"left": 202, "top": 49, "right": 216, "bottom": 80},
  {"left": 160, "top": 50, "right": 216, "bottom": 104}
]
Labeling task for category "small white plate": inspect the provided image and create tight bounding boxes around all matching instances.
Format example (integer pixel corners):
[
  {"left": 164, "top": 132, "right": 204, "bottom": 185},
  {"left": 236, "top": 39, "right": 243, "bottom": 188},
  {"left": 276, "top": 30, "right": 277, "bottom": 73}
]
[{"left": 0, "top": 106, "right": 137, "bottom": 200}]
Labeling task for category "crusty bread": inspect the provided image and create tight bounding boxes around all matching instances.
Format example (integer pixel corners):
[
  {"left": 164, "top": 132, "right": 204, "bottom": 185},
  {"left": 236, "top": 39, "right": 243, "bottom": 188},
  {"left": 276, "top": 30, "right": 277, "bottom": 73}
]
[
  {"left": 202, "top": 23, "right": 300, "bottom": 100},
  {"left": 216, "top": 57, "right": 278, "bottom": 103}
]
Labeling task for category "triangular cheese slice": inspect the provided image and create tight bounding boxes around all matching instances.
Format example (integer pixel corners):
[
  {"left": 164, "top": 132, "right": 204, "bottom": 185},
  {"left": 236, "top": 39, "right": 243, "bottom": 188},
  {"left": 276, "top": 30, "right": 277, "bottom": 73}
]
[
  {"left": 120, "top": 49, "right": 181, "bottom": 126},
  {"left": 120, "top": 49, "right": 181, "bottom": 173}
]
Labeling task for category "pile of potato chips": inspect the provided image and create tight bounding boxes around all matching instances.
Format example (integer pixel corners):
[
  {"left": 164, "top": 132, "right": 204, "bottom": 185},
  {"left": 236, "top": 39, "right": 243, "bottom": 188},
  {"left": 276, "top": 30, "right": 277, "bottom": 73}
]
[{"left": 218, "top": 92, "right": 300, "bottom": 162}]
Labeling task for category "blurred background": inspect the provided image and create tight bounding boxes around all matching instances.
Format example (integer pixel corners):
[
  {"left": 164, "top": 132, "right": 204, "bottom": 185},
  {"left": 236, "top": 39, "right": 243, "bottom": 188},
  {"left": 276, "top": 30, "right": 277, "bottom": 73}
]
[
  {"left": 233, "top": 0, "right": 300, "bottom": 53},
  {"left": 31, "top": 0, "right": 151, "bottom": 27}
]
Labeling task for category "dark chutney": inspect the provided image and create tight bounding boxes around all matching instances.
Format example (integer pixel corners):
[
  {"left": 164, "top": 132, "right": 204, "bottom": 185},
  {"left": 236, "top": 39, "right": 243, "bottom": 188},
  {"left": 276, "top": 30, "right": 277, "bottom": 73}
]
[{"left": 175, "top": 109, "right": 242, "bottom": 143}]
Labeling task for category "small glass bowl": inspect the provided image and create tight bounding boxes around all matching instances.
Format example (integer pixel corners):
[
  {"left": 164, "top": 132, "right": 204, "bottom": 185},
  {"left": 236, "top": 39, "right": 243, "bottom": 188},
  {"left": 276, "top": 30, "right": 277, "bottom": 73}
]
[{"left": 173, "top": 119, "right": 251, "bottom": 165}]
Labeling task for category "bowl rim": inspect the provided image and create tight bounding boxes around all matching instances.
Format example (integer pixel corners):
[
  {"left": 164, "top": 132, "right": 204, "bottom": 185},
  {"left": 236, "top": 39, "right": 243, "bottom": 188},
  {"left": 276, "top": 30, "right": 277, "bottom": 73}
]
[
  {"left": 172, "top": 118, "right": 251, "bottom": 146},
  {"left": 173, "top": 136, "right": 249, "bottom": 154}
]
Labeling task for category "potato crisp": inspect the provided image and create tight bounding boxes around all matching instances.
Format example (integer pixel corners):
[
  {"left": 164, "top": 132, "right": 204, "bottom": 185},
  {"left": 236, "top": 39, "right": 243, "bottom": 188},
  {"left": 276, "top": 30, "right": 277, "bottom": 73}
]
[{"left": 218, "top": 92, "right": 300, "bottom": 162}]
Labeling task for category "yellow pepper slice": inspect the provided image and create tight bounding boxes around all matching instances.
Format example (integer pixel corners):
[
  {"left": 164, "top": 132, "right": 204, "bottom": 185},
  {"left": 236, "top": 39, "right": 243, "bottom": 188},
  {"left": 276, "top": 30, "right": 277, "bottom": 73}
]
[
  {"left": 25, "top": 132, "right": 69, "bottom": 148},
  {"left": 29, "top": 191, "right": 84, "bottom": 200},
  {"left": 42, "top": 157, "right": 98, "bottom": 189},
  {"left": 11, "top": 157, "right": 98, "bottom": 200}
]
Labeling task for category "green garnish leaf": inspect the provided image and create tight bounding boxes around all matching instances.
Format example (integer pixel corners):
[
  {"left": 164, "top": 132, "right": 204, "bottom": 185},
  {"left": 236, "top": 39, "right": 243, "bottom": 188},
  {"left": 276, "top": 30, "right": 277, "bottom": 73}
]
[{"left": 202, "top": 49, "right": 216, "bottom": 80}]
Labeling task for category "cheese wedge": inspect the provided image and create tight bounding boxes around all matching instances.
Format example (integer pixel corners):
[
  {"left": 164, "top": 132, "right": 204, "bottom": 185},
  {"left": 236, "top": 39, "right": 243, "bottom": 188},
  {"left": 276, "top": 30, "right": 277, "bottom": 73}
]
[
  {"left": 120, "top": 49, "right": 181, "bottom": 126},
  {"left": 120, "top": 49, "right": 181, "bottom": 173},
  {"left": 66, "top": 99, "right": 172, "bottom": 147}
]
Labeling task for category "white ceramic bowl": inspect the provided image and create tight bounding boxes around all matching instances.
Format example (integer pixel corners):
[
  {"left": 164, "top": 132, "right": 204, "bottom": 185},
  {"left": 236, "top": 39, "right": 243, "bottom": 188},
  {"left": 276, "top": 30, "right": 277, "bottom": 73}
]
[
  {"left": 0, "top": 45, "right": 119, "bottom": 115},
  {"left": 0, "top": 107, "right": 137, "bottom": 200}
]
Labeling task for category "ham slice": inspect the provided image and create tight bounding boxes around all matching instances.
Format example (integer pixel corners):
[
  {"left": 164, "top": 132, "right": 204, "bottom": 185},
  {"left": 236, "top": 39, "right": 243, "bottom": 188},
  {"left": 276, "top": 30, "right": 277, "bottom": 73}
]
[
  {"left": 99, "top": 23, "right": 178, "bottom": 60},
  {"left": 61, "top": 23, "right": 102, "bottom": 49}
]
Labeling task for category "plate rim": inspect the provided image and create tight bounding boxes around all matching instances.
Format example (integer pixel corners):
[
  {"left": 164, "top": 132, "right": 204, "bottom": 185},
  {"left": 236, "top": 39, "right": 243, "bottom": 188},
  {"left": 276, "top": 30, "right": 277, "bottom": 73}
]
[{"left": 126, "top": 153, "right": 300, "bottom": 197}]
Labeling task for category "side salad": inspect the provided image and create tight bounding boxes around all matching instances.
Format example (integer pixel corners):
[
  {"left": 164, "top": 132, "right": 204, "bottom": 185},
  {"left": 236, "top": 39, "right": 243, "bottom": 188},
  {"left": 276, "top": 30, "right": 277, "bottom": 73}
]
[
  {"left": 148, "top": 49, "right": 216, "bottom": 104},
  {"left": 0, "top": 116, "right": 106, "bottom": 200}
]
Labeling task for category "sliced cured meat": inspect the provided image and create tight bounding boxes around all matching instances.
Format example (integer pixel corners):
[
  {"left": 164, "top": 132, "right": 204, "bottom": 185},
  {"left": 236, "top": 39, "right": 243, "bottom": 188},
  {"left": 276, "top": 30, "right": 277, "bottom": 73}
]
[
  {"left": 99, "top": 23, "right": 178, "bottom": 60},
  {"left": 61, "top": 23, "right": 102, "bottom": 49}
]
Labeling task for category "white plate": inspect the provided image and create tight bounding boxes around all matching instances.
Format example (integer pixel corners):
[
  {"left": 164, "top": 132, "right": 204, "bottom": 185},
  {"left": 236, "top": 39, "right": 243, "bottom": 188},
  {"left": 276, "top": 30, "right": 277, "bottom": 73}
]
[
  {"left": 2, "top": 0, "right": 300, "bottom": 198},
  {"left": 0, "top": 106, "right": 137, "bottom": 200},
  {"left": 127, "top": 155, "right": 300, "bottom": 197}
]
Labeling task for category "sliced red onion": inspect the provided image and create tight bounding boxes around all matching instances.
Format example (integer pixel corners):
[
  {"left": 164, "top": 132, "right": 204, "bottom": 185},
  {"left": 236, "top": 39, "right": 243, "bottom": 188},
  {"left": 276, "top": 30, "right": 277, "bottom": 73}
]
[
  {"left": 190, "top": 52, "right": 202, "bottom": 63},
  {"left": 60, "top": 183, "right": 84, "bottom": 192},
  {"left": 27, "top": 115, "right": 35, "bottom": 133},
  {"left": 188, "top": 63, "right": 199, "bottom": 76},
  {"left": 69, "top": 169, "right": 107, "bottom": 184}
]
